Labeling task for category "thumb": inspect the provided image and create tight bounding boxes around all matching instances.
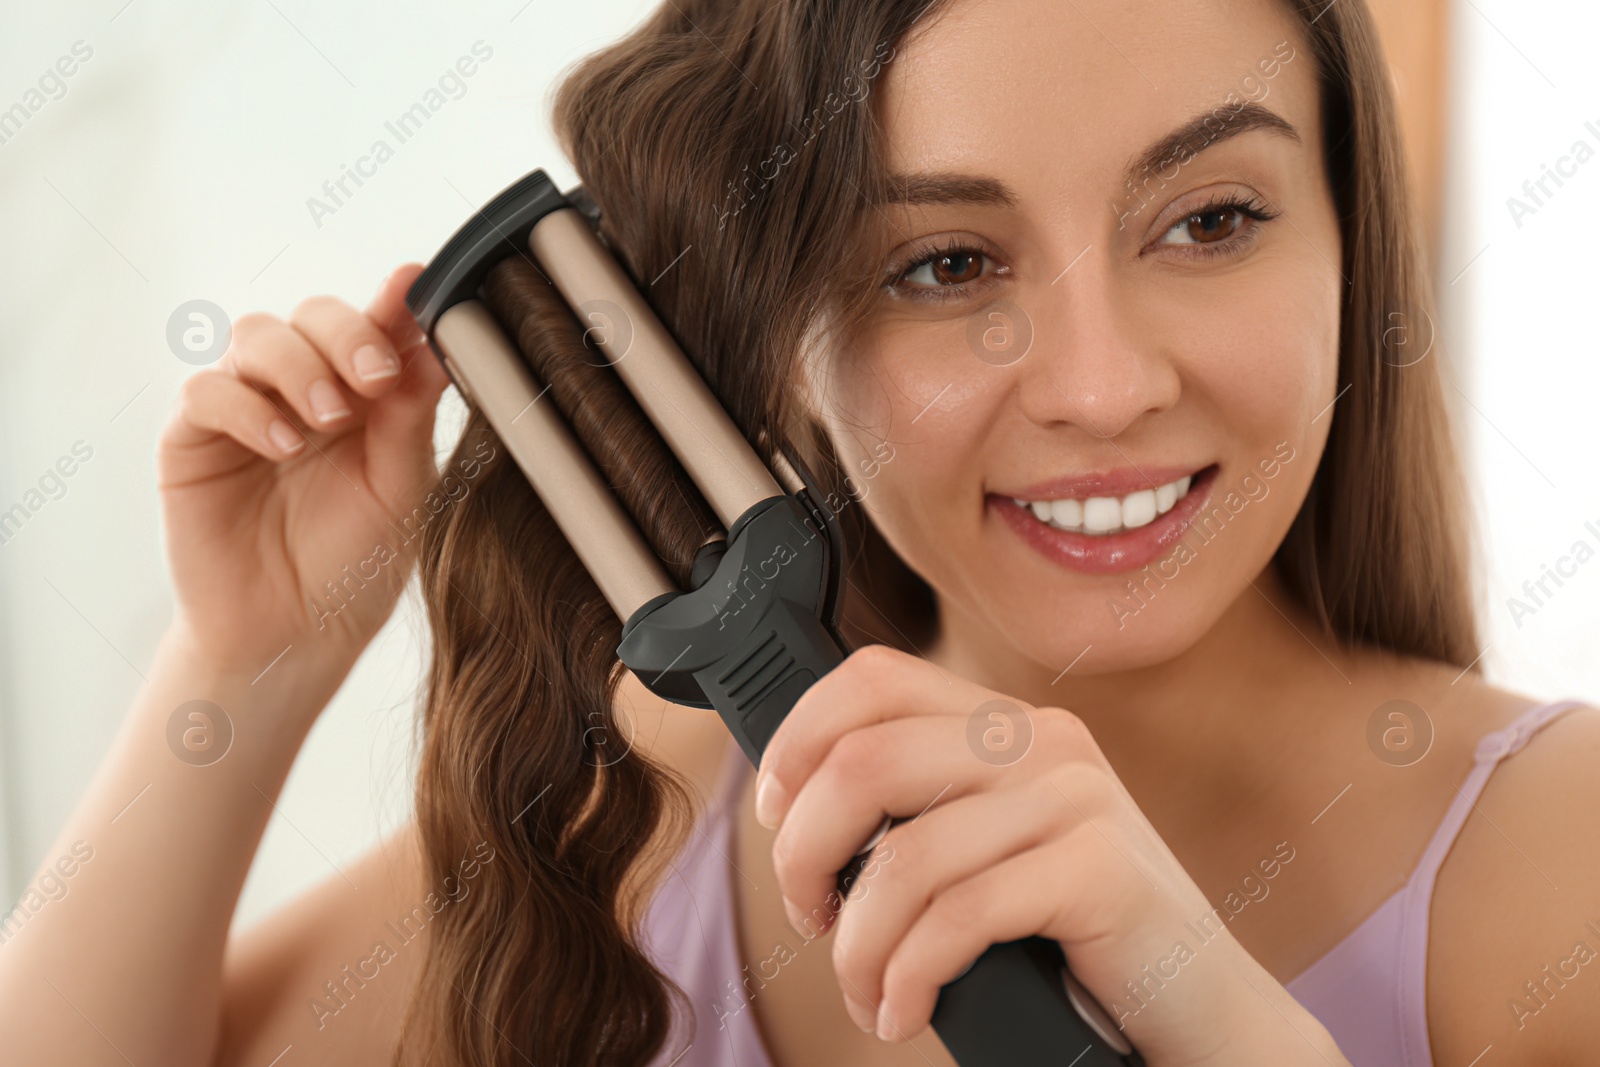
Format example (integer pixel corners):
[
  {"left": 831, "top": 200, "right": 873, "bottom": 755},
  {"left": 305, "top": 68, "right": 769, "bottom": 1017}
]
[
  {"left": 361, "top": 263, "right": 452, "bottom": 519},
  {"left": 364, "top": 262, "right": 428, "bottom": 355}
]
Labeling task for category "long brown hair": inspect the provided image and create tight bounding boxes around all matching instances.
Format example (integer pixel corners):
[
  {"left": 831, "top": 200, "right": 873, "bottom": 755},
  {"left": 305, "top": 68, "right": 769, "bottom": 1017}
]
[{"left": 397, "top": 1, "right": 1478, "bottom": 1063}]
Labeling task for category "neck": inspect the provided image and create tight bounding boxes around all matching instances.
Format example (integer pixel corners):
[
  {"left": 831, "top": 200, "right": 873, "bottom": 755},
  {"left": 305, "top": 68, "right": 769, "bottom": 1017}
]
[{"left": 925, "top": 565, "right": 1358, "bottom": 801}]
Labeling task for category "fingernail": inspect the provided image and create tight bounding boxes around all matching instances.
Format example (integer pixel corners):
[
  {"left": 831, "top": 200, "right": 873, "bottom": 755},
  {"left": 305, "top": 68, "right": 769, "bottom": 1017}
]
[
  {"left": 268, "top": 420, "right": 304, "bottom": 454},
  {"left": 308, "top": 379, "right": 352, "bottom": 423},
  {"left": 782, "top": 896, "right": 808, "bottom": 938},
  {"left": 755, "top": 773, "right": 787, "bottom": 829},
  {"left": 354, "top": 343, "right": 400, "bottom": 381},
  {"left": 875, "top": 1005, "right": 897, "bottom": 1042},
  {"left": 843, "top": 995, "right": 876, "bottom": 1033}
]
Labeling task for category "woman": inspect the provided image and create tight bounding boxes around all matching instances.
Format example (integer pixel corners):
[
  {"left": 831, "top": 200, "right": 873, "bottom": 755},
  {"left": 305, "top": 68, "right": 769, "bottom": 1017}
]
[{"left": 3, "top": 0, "right": 1596, "bottom": 1064}]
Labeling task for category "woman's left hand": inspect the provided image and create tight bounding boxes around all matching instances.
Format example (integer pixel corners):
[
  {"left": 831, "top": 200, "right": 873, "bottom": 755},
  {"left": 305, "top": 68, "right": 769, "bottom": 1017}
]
[{"left": 753, "top": 644, "right": 1347, "bottom": 1066}]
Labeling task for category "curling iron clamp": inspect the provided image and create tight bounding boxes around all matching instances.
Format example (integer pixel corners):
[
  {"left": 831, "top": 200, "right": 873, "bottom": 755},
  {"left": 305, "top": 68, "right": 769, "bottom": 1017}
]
[{"left": 406, "top": 168, "right": 1142, "bottom": 1066}]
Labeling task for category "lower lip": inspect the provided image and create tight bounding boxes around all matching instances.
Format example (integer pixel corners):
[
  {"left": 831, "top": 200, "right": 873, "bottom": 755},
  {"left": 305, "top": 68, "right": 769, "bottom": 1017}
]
[{"left": 992, "top": 465, "right": 1219, "bottom": 575}]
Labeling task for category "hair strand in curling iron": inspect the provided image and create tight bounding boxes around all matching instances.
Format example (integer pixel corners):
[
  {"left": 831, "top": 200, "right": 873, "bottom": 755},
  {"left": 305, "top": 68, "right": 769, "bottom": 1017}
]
[
  {"left": 527, "top": 207, "right": 783, "bottom": 527},
  {"left": 431, "top": 299, "right": 673, "bottom": 620},
  {"left": 481, "top": 254, "right": 724, "bottom": 586}
]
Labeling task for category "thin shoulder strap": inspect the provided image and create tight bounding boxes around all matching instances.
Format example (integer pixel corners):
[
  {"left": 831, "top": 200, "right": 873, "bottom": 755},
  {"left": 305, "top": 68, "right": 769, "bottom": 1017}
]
[
  {"left": 1412, "top": 699, "right": 1586, "bottom": 881},
  {"left": 1409, "top": 700, "right": 1584, "bottom": 882},
  {"left": 1395, "top": 700, "right": 1587, "bottom": 1066}
]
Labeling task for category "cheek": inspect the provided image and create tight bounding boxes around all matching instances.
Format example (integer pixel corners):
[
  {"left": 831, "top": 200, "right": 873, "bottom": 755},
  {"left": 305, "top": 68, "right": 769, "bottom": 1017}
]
[
  {"left": 820, "top": 325, "right": 1013, "bottom": 554},
  {"left": 1158, "top": 255, "right": 1340, "bottom": 447},
  {"left": 823, "top": 318, "right": 1010, "bottom": 477}
]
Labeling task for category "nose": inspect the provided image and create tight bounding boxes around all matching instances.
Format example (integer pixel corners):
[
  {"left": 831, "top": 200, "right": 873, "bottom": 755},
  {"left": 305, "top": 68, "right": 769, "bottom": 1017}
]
[{"left": 1011, "top": 249, "right": 1180, "bottom": 438}]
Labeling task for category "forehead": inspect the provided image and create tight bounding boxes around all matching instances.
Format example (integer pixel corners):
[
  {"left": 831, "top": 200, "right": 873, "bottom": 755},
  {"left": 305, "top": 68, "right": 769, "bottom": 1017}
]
[{"left": 877, "top": 0, "right": 1314, "bottom": 193}]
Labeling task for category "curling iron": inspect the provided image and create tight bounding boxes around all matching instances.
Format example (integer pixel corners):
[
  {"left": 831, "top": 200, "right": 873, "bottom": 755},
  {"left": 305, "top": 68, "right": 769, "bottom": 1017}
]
[{"left": 406, "top": 167, "right": 1142, "bottom": 1066}]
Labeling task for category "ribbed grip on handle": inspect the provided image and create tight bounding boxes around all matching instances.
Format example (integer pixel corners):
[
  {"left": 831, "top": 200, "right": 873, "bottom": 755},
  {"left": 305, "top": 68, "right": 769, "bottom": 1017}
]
[{"left": 618, "top": 495, "right": 1141, "bottom": 1065}]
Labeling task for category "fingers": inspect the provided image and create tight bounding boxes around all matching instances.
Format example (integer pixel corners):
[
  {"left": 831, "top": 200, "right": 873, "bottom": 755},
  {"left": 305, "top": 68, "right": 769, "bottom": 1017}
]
[
  {"left": 167, "top": 369, "right": 308, "bottom": 461},
  {"left": 224, "top": 312, "right": 358, "bottom": 431},
  {"left": 161, "top": 264, "right": 449, "bottom": 498},
  {"left": 756, "top": 644, "right": 1024, "bottom": 828},
  {"left": 771, "top": 715, "right": 989, "bottom": 917},
  {"left": 824, "top": 777, "right": 1088, "bottom": 1035},
  {"left": 876, "top": 845, "right": 1087, "bottom": 1042},
  {"left": 220, "top": 264, "right": 432, "bottom": 435},
  {"left": 290, "top": 294, "right": 406, "bottom": 397},
  {"left": 355, "top": 265, "right": 451, "bottom": 508},
  {"left": 364, "top": 262, "right": 427, "bottom": 356}
]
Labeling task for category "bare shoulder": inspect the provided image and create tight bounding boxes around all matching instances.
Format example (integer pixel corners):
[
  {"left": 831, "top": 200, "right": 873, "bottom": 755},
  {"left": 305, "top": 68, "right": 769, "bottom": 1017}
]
[
  {"left": 1427, "top": 685, "right": 1600, "bottom": 1067},
  {"left": 217, "top": 821, "right": 429, "bottom": 1066},
  {"left": 214, "top": 676, "right": 729, "bottom": 1066}
]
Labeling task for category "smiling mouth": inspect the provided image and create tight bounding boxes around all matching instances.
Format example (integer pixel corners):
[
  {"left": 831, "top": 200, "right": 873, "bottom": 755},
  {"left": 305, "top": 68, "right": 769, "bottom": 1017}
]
[
  {"left": 1006, "top": 470, "right": 1200, "bottom": 537},
  {"left": 991, "top": 464, "right": 1221, "bottom": 575}
]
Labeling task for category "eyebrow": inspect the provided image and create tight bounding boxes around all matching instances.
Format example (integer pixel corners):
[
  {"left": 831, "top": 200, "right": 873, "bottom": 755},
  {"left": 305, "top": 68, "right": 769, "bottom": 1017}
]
[
  {"left": 1124, "top": 102, "right": 1300, "bottom": 185},
  {"left": 882, "top": 101, "right": 1301, "bottom": 208}
]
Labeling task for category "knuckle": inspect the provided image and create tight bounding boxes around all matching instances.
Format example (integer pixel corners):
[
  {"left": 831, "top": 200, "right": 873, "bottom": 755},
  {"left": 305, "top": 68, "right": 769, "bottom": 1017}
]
[
  {"left": 936, "top": 877, "right": 988, "bottom": 932},
  {"left": 849, "top": 642, "right": 899, "bottom": 675},
  {"left": 288, "top": 293, "right": 343, "bottom": 327},
  {"left": 834, "top": 645, "right": 896, "bottom": 705},
  {"left": 826, "top": 727, "right": 885, "bottom": 784},
  {"left": 1044, "top": 761, "right": 1114, "bottom": 817},
  {"left": 1036, "top": 705, "right": 1095, "bottom": 754},
  {"left": 878, "top": 823, "right": 916, "bottom": 875},
  {"left": 331, "top": 317, "right": 383, "bottom": 360},
  {"left": 174, "top": 374, "right": 207, "bottom": 422},
  {"left": 228, "top": 311, "right": 278, "bottom": 350}
]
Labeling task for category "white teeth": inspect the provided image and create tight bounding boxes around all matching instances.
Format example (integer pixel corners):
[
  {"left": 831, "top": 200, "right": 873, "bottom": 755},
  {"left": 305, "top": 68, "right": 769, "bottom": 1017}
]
[
  {"left": 1014, "top": 471, "right": 1199, "bottom": 536},
  {"left": 1082, "top": 497, "right": 1122, "bottom": 533},
  {"left": 1050, "top": 498, "right": 1083, "bottom": 528},
  {"left": 1122, "top": 489, "right": 1157, "bottom": 529}
]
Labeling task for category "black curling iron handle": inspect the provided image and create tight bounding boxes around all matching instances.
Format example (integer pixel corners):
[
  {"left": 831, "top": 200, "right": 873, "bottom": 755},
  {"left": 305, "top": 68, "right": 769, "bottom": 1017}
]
[
  {"left": 836, "top": 827, "right": 1139, "bottom": 1065},
  {"left": 721, "top": 622, "right": 1138, "bottom": 1064},
  {"left": 619, "top": 497, "right": 1138, "bottom": 1064}
]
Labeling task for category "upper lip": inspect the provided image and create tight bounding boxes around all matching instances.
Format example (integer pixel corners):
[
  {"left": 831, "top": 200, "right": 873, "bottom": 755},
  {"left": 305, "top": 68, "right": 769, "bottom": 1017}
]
[{"left": 1000, "top": 463, "right": 1213, "bottom": 502}]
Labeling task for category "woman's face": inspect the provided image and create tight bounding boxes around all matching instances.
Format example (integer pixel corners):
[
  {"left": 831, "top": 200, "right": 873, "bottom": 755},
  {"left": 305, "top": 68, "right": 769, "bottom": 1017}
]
[{"left": 817, "top": 0, "right": 1341, "bottom": 677}]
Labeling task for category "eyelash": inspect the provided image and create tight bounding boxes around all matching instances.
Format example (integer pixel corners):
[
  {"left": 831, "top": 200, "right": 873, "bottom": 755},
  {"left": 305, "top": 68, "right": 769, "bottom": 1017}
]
[
  {"left": 886, "top": 236, "right": 1005, "bottom": 305},
  {"left": 885, "top": 194, "right": 1280, "bottom": 303},
  {"left": 1153, "top": 194, "right": 1280, "bottom": 258}
]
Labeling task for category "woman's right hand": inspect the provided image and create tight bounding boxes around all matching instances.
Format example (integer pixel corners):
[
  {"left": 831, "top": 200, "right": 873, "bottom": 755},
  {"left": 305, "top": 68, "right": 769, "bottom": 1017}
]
[{"left": 157, "top": 263, "right": 450, "bottom": 683}]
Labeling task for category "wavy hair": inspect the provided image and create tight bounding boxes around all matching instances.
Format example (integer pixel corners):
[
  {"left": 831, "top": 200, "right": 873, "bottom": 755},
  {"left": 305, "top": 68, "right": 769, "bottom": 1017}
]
[{"left": 396, "top": 1, "right": 1478, "bottom": 1064}]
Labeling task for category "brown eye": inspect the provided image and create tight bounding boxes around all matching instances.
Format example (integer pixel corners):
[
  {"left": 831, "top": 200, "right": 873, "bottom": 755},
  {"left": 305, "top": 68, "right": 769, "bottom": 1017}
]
[
  {"left": 893, "top": 242, "right": 998, "bottom": 303},
  {"left": 927, "top": 250, "right": 984, "bottom": 284},
  {"left": 1155, "top": 197, "right": 1277, "bottom": 251},
  {"left": 1181, "top": 207, "right": 1243, "bottom": 243}
]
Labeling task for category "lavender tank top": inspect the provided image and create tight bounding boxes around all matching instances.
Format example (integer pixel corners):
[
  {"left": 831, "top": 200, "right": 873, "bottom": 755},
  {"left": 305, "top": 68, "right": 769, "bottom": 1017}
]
[{"left": 639, "top": 700, "right": 1586, "bottom": 1066}]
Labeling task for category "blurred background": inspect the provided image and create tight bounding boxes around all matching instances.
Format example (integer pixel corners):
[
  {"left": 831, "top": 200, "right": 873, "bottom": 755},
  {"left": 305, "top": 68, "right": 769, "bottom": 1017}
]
[{"left": 0, "top": 0, "right": 1591, "bottom": 929}]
